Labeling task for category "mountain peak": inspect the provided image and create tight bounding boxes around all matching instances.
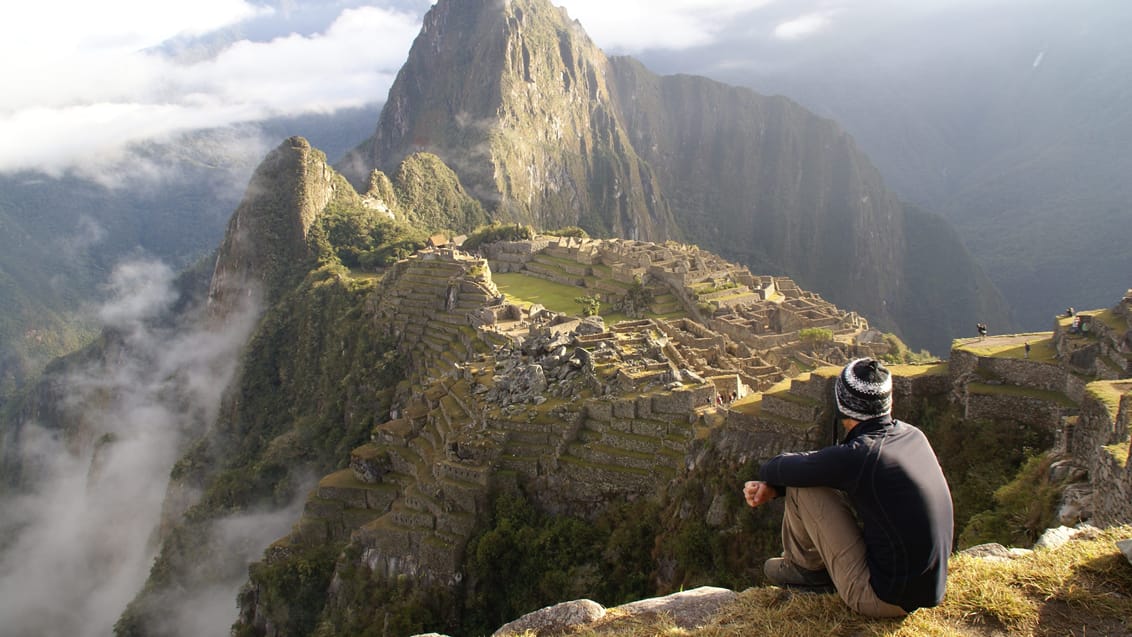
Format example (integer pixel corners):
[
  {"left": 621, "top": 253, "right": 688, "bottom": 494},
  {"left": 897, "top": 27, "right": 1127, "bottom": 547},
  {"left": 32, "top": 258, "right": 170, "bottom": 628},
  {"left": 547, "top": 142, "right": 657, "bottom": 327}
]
[
  {"left": 339, "top": 0, "right": 1010, "bottom": 352},
  {"left": 341, "top": 0, "right": 676, "bottom": 240},
  {"left": 208, "top": 136, "right": 351, "bottom": 319}
]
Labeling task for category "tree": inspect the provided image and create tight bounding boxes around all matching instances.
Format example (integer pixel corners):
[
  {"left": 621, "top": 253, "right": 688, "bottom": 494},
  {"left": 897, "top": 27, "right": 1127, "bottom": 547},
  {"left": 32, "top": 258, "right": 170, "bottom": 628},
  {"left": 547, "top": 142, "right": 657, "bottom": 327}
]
[{"left": 575, "top": 295, "right": 600, "bottom": 317}]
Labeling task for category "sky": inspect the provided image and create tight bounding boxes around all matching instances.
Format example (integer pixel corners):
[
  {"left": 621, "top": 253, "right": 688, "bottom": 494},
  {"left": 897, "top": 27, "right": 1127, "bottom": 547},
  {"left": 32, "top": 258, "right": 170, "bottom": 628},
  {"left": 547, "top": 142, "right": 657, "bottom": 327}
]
[{"left": 0, "top": 0, "right": 1024, "bottom": 176}]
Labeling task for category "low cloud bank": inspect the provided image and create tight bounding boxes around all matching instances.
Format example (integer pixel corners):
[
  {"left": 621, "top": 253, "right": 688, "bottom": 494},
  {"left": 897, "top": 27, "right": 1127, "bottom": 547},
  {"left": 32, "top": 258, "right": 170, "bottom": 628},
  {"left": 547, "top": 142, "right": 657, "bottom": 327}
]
[
  {"left": 0, "top": 4, "right": 420, "bottom": 176},
  {"left": 0, "top": 257, "right": 290, "bottom": 637}
]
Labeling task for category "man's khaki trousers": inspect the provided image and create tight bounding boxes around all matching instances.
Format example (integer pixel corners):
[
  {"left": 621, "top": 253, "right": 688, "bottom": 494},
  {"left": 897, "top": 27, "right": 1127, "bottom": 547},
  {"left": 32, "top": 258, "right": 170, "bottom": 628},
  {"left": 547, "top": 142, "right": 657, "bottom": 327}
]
[{"left": 782, "top": 486, "right": 908, "bottom": 618}]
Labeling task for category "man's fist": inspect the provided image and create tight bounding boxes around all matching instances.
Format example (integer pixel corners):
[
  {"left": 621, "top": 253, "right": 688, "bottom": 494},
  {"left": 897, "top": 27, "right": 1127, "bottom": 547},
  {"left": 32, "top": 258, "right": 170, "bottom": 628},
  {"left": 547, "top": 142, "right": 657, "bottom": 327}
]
[{"left": 743, "top": 481, "right": 778, "bottom": 508}]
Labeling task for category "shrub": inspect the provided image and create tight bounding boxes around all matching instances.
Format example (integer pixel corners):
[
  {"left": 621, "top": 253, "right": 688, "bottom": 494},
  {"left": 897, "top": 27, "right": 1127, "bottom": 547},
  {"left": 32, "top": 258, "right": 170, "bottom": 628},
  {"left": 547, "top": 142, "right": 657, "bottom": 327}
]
[
  {"left": 461, "top": 223, "right": 536, "bottom": 250},
  {"left": 544, "top": 226, "right": 589, "bottom": 239},
  {"left": 799, "top": 327, "right": 834, "bottom": 343},
  {"left": 959, "top": 452, "right": 1061, "bottom": 547},
  {"left": 575, "top": 294, "right": 601, "bottom": 317}
]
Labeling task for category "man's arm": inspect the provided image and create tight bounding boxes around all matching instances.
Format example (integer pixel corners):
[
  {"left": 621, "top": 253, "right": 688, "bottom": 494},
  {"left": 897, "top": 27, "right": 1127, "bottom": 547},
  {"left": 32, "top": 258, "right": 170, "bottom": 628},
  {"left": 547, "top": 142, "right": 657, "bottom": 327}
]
[{"left": 760, "top": 444, "right": 856, "bottom": 490}]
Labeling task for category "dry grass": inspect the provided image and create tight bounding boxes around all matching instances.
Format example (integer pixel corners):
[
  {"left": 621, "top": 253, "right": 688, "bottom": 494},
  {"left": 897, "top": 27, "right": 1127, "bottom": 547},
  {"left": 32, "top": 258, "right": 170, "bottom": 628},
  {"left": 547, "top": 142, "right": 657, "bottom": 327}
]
[
  {"left": 956, "top": 334, "right": 1056, "bottom": 361},
  {"left": 549, "top": 526, "right": 1132, "bottom": 637},
  {"left": 887, "top": 363, "right": 950, "bottom": 378}
]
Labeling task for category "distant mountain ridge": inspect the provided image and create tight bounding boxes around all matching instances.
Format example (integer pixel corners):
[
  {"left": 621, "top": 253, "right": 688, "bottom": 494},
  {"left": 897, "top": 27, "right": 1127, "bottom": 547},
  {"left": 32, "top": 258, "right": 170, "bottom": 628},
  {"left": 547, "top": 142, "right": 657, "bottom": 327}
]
[
  {"left": 706, "top": 0, "right": 1132, "bottom": 329},
  {"left": 340, "top": 0, "right": 1010, "bottom": 354},
  {"left": 0, "top": 105, "right": 381, "bottom": 400}
]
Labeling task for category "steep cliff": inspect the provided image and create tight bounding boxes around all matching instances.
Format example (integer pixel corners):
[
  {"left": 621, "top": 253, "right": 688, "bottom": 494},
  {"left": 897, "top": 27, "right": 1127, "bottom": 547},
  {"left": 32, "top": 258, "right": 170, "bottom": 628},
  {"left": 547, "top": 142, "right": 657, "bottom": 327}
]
[
  {"left": 340, "top": 0, "right": 678, "bottom": 240},
  {"left": 340, "top": 0, "right": 1010, "bottom": 354},
  {"left": 208, "top": 136, "right": 351, "bottom": 321}
]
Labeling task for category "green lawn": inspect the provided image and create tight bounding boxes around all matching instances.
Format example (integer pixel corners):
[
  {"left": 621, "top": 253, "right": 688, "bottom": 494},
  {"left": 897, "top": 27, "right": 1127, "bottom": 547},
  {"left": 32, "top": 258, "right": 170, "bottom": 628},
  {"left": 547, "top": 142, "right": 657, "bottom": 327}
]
[
  {"left": 493, "top": 272, "right": 678, "bottom": 325},
  {"left": 494, "top": 272, "right": 598, "bottom": 315},
  {"left": 958, "top": 334, "right": 1056, "bottom": 361}
]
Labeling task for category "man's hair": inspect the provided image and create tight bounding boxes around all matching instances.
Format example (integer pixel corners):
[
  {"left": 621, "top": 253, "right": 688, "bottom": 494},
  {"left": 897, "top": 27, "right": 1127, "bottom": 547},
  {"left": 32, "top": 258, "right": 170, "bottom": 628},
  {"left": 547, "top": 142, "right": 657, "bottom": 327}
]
[{"left": 834, "top": 358, "right": 892, "bottom": 421}]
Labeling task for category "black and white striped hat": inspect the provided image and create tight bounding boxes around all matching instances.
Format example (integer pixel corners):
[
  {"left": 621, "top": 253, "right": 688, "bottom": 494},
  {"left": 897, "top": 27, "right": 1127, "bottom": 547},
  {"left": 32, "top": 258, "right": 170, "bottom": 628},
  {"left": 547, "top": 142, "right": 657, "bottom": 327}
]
[{"left": 834, "top": 358, "right": 892, "bottom": 421}]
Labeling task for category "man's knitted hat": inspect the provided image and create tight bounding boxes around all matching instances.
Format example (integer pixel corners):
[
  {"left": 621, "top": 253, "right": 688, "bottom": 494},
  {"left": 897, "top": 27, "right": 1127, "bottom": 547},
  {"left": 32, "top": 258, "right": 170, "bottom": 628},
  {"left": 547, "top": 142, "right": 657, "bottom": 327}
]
[{"left": 834, "top": 357, "right": 892, "bottom": 421}]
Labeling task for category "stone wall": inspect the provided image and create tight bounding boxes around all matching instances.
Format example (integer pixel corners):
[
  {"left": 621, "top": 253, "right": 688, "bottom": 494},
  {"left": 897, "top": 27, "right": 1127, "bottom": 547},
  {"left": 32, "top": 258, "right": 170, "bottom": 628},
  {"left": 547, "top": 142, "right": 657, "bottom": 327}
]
[
  {"left": 711, "top": 410, "right": 819, "bottom": 467},
  {"left": 950, "top": 349, "right": 1074, "bottom": 395},
  {"left": 1091, "top": 447, "right": 1131, "bottom": 526},
  {"left": 978, "top": 356, "right": 1073, "bottom": 393},
  {"left": 965, "top": 392, "right": 1064, "bottom": 433},
  {"left": 1066, "top": 380, "right": 1132, "bottom": 526},
  {"left": 1070, "top": 384, "right": 1127, "bottom": 457},
  {"left": 482, "top": 238, "right": 553, "bottom": 272}
]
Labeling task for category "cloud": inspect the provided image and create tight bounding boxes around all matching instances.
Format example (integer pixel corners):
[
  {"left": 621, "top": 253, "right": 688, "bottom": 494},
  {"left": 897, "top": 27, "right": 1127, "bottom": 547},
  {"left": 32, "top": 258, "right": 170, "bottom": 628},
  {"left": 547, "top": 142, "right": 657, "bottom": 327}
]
[
  {"left": 0, "top": 3, "right": 420, "bottom": 175},
  {"left": 773, "top": 10, "right": 839, "bottom": 40},
  {"left": 147, "top": 502, "right": 310, "bottom": 637},
  {"left": 95, "top": 259, "right": 179, "bottom": 329},
  {"left": 0, "top": 257, "right": 264, "bottom": 637},
  {"left": 556, "top": 0, "right": 774, "bottom": 52}
]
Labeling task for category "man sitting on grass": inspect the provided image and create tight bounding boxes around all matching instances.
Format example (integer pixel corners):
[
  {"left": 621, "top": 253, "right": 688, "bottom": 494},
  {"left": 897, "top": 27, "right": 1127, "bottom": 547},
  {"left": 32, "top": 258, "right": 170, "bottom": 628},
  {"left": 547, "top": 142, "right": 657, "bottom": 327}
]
[{"left": 743, "top": 358, "right": 954, "bottom": 617}]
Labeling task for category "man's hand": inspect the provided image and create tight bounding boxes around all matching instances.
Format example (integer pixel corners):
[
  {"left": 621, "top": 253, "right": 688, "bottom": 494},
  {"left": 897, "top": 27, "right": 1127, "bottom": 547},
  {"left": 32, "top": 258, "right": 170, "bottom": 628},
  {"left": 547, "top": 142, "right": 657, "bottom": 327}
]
[{"left": 743, "top": 481, "right": 778, "bottom": 508}]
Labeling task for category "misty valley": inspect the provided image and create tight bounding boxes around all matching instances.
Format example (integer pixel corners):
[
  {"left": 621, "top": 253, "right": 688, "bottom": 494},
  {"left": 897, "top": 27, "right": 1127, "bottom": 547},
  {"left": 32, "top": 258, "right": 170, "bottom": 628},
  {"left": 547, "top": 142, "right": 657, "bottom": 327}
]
[{"left": 1, "top": 1, "right": 1130, "bottom": 636}]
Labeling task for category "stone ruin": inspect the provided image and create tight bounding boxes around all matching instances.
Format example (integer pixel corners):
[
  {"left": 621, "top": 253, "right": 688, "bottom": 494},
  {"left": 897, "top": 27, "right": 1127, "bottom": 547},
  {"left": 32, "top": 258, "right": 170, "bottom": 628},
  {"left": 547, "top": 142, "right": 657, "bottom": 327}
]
[
  {"left": 244, "top": 265, "right": 1132, "bottom": 633},
  {"left": 478, "top": 236, "right": 876, "bottom": 390},
  {"left": 269, "top": 238, "right": 896, "bottom": 590}
]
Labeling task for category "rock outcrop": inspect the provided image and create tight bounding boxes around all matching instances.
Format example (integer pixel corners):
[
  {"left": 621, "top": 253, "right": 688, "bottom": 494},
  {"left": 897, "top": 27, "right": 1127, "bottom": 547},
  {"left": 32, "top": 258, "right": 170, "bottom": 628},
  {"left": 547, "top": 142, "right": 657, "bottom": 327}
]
[
  {"left": 208, "top": 137, "right": 350, "bottom": 320},
  {"left": 491, "top": 586, "right": 736, "bottom": 636}
]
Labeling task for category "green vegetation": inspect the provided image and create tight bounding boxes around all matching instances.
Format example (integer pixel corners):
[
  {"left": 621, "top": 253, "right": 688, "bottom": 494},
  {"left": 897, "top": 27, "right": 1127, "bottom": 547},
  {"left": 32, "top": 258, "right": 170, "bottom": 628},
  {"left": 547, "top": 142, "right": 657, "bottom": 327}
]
[
  {"left": 312, "top": 198, "right": 429, "bottom": 269},
  {"left": 649, "top": 459, "right": 782, "bottom": 593},
  {"left": 544, "top": 226, "right": 590, "bottom": 239},
  {"left": 959, "top": 452, "right": 1061, "bottom": 548},
  {"left": 494, "top": 272, "right": 582, "bottom": 314},
  {"left": 917, "top": 402, "right": 1055, "bottom": 547},
  {"left": 306, "top": 545, "right": 451, "bottom": 637},
  {"left": 886, "top": 362, "right": 949, "bottom": 379},
  {"left": 235, "top": 543, "right": 343, "bottom": 637},
  {"left": 461, "top": 223, "right": 536, "bottom": 251},
  {"left": 1086, "top": 381, "right": 1127, "bottom": 417},
  {"left": 1091, "top": 308, "right": 1125, "bottom": 333},
  {"left": 393, "top": 152, "right": 488, "bottom": 234},
  {"left": 122, "top": 264, "right": 401, "bottom": 631},
  {"left": 1106, "top": 441, "right": 1130, "bottom": 468},
  {"left": 575, "top": 294, "right": 601, "bottom": 317},
  {"left": 957, "top": 334, "right": 1056, "bottom": 360},
  {"left": 616, "top": 275, "right": 654, "bottom": 319},
  {"left": 880, "top": 333, "right": 938, "bottom": 364},
  {"left": 462, "top": 490, "right": 661, "bottom": 635},
  {"left": 798, "top": 327, "right": 833, "bottom": 343}
]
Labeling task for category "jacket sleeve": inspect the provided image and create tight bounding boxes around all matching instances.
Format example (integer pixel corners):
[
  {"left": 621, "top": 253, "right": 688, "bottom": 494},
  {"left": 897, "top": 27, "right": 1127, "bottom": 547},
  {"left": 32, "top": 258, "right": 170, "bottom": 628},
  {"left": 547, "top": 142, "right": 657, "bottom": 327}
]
[{"left": 759, "top": 444, "right": 860, "bottom": 494}]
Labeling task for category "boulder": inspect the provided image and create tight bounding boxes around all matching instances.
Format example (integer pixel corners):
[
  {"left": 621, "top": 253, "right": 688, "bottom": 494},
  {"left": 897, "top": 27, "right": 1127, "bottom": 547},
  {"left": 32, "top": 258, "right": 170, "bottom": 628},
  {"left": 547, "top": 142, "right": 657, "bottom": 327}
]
[
  {"left": 1118, "top": 539, "right": 1132, "bottom": 567},
  {"left": 492, "top": 599, "right": 606, "bottom": 637},
  {"left": 1057, "top": 483, "right": 1094, "bottom": 526},
  {"left": 616, "top": 586, "right": 738, "bottom": 630}
]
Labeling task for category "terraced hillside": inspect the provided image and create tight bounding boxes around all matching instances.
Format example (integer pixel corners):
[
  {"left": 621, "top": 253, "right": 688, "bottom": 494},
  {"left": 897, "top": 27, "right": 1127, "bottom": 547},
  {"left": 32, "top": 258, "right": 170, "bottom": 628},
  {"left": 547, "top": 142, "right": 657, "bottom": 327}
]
[
  {"left": 235, "top": 237, "right": 891, "bottom": 630},
  {"left": 233, "top": 239, "right": 1132, "bottom": 636}
]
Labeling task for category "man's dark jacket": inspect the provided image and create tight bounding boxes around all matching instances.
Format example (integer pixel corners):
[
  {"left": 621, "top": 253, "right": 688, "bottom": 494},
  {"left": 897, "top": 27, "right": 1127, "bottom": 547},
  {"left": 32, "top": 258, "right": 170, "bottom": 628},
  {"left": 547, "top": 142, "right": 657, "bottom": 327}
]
[{"left": 760, "top": 415, "right": 953, "bottom": 611}]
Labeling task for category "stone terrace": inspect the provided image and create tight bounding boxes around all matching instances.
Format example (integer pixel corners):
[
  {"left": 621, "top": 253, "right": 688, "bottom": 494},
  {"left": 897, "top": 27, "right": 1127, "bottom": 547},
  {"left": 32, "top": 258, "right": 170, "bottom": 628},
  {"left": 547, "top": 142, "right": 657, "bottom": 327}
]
[{"left": 282, "top": 243, "right": 898, "bottom": 585}]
